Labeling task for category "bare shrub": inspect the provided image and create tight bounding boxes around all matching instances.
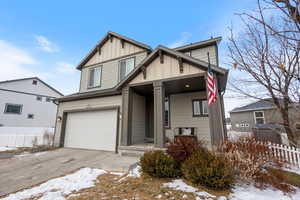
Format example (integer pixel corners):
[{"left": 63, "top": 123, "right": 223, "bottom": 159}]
[
  {"left": 219, "top": 137, "right": 294, "bottom": 193},
  {"left": 166, "top": 136, "right": 204, "bottom": 162},
  {"left": 43, "top": 131, "right": 54, "bottom": 146},
  {"left": 31, "top": 136, "right": 38, "bottom": 147}
]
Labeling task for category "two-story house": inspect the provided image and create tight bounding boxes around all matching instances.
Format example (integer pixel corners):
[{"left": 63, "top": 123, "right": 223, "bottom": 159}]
[{"left": 54, "top": 31, "right": 228, "bottom": 154}]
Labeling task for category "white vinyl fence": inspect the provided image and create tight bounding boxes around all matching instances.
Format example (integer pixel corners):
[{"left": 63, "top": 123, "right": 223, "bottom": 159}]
[
  {"left": 0, "top": 127, "right": 54, "bottom": 147},
  {"left": 267, "top": 142, "right": 300, "bottom": 169}
]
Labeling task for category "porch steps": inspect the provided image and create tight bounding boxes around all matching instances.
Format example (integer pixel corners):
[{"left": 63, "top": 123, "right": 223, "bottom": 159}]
[{"left": 118, "top": 145, "right": 166, "bottom": 157}]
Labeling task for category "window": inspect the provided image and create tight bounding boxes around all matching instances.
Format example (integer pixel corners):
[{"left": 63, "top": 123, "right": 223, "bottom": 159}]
[
  {"left": 4, "top": 104, "right": 22, "bottom": 114},
  {"left": 27, "top": 114, "right": 34, "bottom": 119},
  {"left": 119, "top": 57, "right": 135, "bottom": 81},
  {"left": 192, "top": 99, "right": 208, "bottom": 116},
  {"left": 46, "top": 97, "right": 52, "bottom": 102},
  {"left": 32, "top": 80, "right": 37, "bottom": 85},
  {"left": 88, "top": 66, "right": 102, "bottom": 88},
  {"left": 254, "top": 111, "right": 265, "bottom": 124},
  {"left": 164, "top": 97, "right": 170, "bottom": 128},
  {"left": 36, "top": 96, "right": 42, "bottom": 101}
]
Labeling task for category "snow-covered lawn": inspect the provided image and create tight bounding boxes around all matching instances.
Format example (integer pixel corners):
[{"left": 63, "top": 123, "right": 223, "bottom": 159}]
[
  {"left": 163, "top": 179, "right": 217, "bottom": 199},
  {"left": 2, "top": 165, "right": 300, "bottom": 200},
  {"left": 0, "top": 168, "right": 106, "bottom": 200},
  {"left": 229, "top": 184, "right": 300, "bottom": 200}
]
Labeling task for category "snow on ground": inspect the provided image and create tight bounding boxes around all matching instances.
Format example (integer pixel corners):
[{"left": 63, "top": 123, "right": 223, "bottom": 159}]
[
  {"left": 227, "top": 130, "right": 252, "bottom": 141},
  {"left": 163, "top": 179, "right": 217, "bottom": 199},
  {"left": 0, "top": 168, "right": 106, "bottom": 200},
  {"left": 283, "top": 167, "right": 300, "bottom": 176},
  {"left": 127, "top": 165, "right": 141, "bottom": 178},
  {"left": 229, "top": 184, "right": 300, "bottom": 200},
  {"left": 0, "top": 147, "right": 16, "bottom": 152}
]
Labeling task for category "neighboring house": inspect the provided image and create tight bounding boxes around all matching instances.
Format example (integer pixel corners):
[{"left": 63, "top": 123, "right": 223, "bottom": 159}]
[
  {"left": 0, "top": 77, "right": 63, "bottom": 128},
  {"left": 230, "top": 98, "right": 299, "bottom": 133},
  {"left": 54, "top": 31, "right": 228, "bottom": 153}
]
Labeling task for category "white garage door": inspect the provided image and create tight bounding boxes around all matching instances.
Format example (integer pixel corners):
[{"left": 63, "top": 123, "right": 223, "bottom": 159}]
[{"left": 64, "top": 109, "right": 118, "bottom": 151}]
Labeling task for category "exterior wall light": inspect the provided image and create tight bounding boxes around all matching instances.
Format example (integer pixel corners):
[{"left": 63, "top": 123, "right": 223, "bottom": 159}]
[
  {"left": 57, "top": 116, "right": 62, "bottom": 122},
  {"left": 185, "top": 84, "right": 190, "bottom": 88}
]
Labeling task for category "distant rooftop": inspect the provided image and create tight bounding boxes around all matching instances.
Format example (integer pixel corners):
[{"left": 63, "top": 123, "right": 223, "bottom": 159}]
[{"left": 230, "top": 98, "right": 276, "bottom": 113}]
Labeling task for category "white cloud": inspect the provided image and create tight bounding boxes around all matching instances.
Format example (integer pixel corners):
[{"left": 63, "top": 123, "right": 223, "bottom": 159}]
[
  {"left": 35, "top": 35, "right": 59, "bottom": 53},
  {"left": 56, "top": 62, "right": 75, "bottom": 74},
  {"left": 0, "top": 40, "right": 44, "bottom": 81},
  {"left": 168, "top": 32, "right": 192, "bottom": 48}
]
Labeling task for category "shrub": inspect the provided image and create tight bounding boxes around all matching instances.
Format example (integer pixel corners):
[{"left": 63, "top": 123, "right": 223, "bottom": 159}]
[
  {"left": 140, "top": 150, "right": 181, "bottom": 178},
  {"left": 167, "top": 136, "right": 204, "bottom": 162},
  {"left": 181, "top": 150, "right": 234, "bottom": 190},
  {"left": 219, "top": 137, "right": 294, "bottom": 193}
]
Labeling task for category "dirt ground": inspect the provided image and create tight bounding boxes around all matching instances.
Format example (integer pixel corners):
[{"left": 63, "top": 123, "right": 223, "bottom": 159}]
[{"left": 67, "top": 173, "right": 229, "bottom": 200}]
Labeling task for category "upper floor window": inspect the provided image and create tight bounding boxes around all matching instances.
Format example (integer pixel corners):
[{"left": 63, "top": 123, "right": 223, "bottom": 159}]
[
  {"left": 88, "top": 66, "right": 102, "bottom": 88},
  {"left": 32, "top": 80, "right": 37, "bottom": 85},
  {"left": 192, "top": 99, "right": 208, "bottom": 117},
  {"left": 254, "top": 111, "right": 265, "bottom": 124},
  {"left": 4, "top": 103, "right": 22, "bottom": 114},
  {"left": 119, "top": 57, "right": 135, "bottom": 81}
]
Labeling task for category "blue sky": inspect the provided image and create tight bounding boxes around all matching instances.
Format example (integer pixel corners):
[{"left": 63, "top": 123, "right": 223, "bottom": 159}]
[{"left": 0, "top": 0, "right": 255, "bottom": 115}]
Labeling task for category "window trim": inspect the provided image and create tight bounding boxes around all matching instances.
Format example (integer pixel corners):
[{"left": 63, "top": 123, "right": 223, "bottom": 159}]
[
  {"left": 88, "top": 65, "right": 102, "bottom": 89},
  {"left": 192, "top": 99, "right": 209, "bottom": 117},
  {"left": 164, "top": 96, "right": 170, "bottom": 129},
  {"left": 4, "top": 103, "right": 23, "bottom": 114},
  {"left": 118, "top": 56, "right": 136, "bottom": 82},
  {"left": 254, "top": 111, "right": 265, "bottom": 124}
]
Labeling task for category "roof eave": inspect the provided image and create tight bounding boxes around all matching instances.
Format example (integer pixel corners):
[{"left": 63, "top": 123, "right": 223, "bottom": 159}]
[
  {"left": 76, "top": 31, "right": 152, "bottom": 70},
  {"left": 174, "top": 37, "right": 222, "bottom": 52}
]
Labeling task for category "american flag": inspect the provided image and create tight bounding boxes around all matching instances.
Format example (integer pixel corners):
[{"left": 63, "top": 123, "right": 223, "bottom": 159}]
[{"left": 206, "top": 52, "right": 217, "bottom": 106}]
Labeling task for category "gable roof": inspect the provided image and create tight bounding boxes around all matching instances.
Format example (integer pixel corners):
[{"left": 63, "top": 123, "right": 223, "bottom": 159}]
[
  {"left": 76, "top": 31, "right": 152, "bottom": 70},
  {"left": 0, "top": 77, "right": 64, "bottom": 96},
  {"left": 230, "top": 99, "right": 276, "bottom": 113},
  {"left": 116, "top": 45, "right": 228, "bottom": 90},
  {"left": 174, "top": 37, "right": 222, "bottom": 52}
]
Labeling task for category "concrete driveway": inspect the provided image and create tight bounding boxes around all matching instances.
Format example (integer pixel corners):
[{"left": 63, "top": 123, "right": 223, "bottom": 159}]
[{"left": 0, "top": 148, "right": 138, "bottom": 197}]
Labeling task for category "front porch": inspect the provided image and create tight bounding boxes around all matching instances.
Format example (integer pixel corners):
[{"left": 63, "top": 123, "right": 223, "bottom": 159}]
[{"left": 120, "top": 74, "right": 222, "bottom": 149}]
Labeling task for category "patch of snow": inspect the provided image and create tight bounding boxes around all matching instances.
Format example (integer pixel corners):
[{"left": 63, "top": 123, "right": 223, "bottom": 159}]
[
  {"left": 218, "top": 196, "right": 227, "bottom": 200},
  {"left": 110, "top": 172, "right": 125, "bottom": 176},
  {"left": 283, "top": 167, "right": 300, "bottom": 176},
  {"left": 227, "top": 130, "right": 252, "bottom": 141},
  {"left": 0, "top": 168, "right": 106, "bottom": 200},
  {"left": 0, "top": 147, "right": 16, "bottom": 152},
  {"left": 127, "top": 165, "right": 141, "bottom": 178},
  {"left": 163, "top": 179, "right": 215, "bottom": 199},
  {"left": 229, "top": 184, "right": 300, "bottom": 200}
]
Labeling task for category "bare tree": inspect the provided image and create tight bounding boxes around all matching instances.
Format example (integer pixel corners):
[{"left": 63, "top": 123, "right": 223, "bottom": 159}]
[{"left": 228, "top": 0, "right": 300, "bottom": 146}]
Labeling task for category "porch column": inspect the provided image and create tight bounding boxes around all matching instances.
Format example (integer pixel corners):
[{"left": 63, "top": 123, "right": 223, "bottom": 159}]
[
  {"left": 206, "top": 76, "right": 225, "bottom": 146},
  {"left": 153, "top": 81, "right": 165, "bottom": 148},
  {"left": 121, "top": 86, "right": 133, "bottom": 146}
]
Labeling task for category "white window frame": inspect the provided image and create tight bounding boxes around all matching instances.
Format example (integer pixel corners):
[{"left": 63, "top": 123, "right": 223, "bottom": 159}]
[
  {"left": 254, "top": 111, "right": 265, "bottom": 124},
  {"left": 192, "top": 99, "right": 208, "bottom": 117},
  {"left": 119, "top": 57, "right": 135, "bottom": 81},
  {"left": 88, "top": 66, "right": 102, "bottom": 88}
]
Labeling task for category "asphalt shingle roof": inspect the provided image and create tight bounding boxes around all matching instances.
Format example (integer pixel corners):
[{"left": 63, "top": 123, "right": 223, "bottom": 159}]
[{"left": 230, "top": 99, "right": 276, "bottom": 113}]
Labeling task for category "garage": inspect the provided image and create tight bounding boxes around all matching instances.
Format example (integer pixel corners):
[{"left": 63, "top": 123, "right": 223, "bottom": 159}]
[{"left": 64, "top": 109, "right": 118, "bottom": 151}]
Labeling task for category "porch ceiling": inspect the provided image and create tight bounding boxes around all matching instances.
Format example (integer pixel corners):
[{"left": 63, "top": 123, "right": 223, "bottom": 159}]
[
  {"left": 132, "top": 76, "right": 206, "bottom": 97},
  {"left": 164, "top": 76, "right": 206, "bottom": 95}
]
